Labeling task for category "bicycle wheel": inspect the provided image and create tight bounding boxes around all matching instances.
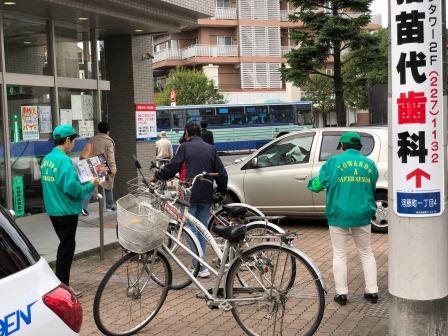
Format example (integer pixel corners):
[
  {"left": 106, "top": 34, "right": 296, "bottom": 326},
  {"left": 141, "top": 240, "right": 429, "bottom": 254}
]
[
  {"left": 93, "top": 250, "right": 172, "bottom": 336},
  {"left": 226, "top": 243, "right": 325, "bottom": 336},
  {"left": 165, "top": 223, "right": 200, "bottom": 290},
  {"left": 207, "top": 204, "right": 264, "bottom": 231},
  {"left": 243, "top": 221, "right": 283, "bottom": 248}
]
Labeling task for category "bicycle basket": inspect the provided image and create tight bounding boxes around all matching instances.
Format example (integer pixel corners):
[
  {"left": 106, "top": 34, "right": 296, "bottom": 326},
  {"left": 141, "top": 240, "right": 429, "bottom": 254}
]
[{"left": 117, "top": 194, "right": 169, "bottom": 253}]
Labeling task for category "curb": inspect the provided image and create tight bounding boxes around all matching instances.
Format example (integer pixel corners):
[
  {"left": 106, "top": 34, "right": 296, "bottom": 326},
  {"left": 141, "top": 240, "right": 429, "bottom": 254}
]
[{"left": 48, "top": 241, "right": 120, "bottom": 267}]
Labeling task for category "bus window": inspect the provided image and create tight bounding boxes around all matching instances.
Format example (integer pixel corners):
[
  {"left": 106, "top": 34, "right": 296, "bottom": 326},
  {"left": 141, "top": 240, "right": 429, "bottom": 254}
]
[
  {"left": 246, "top": 105, "right": 268, "bottom": 124},
  {"left": 187, "top": 109, "right": 201, "bottom": 123},
  {"left": 269, "top": 105, "right": 294, "bottom": 124},
  {"left": 156, "top": 110, "right": 172, "bottom": 130},
  {"left": 229, "top": 106, "right": 245, "bottom": 125},
  {"left": 172, "top": 109, "right": 186, "bottom": 129}
]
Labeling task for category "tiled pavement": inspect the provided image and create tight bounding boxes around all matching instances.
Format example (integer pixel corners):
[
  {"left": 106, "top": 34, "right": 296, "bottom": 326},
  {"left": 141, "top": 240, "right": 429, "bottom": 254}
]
[{"left": 71, "top": 221, "right": 389, "bottom": 335}]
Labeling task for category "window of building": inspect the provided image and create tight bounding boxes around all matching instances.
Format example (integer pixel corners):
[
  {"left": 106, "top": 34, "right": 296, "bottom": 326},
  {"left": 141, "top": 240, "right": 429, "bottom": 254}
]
[
  {"left": 98, "top": 39, "right": 107, "bottom": 80},
  {"left": 217, "top": 36, "right": 232, "bottom": 46},
  {"left": 7, "top": 85, "right": 53, "bottom": 214},
  {"left": 55, "top": 23, "right": 92, "bottom": 79},
  {"left": 58, "top": 89, "right": 95, "bottom": 145},
  {"left": 3, "top": 16, "right": 50, "bottom": 76},
  {"left": 217, "top": 0, "right": 230, "bottom": 8}
]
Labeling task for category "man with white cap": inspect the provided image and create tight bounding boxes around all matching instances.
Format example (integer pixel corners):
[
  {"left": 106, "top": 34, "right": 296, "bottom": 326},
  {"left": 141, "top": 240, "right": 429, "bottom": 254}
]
[{"left": 155, "top": 131, "right": 173, "bottom": 167}]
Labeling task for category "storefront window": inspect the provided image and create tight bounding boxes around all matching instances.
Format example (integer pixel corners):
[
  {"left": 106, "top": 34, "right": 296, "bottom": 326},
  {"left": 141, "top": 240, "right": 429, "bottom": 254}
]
[
  {"left": 58, "top": 89, "right": 95, "bottom": 155},
  {"left": 98, "top": 39, "right": 107, "bottom": 80},
  {"left": 55, "top": 23, "right": 92, "bottom": 79},
  {"left": 7, "top": 86, "right": 53, "bottom": 215},
  {"left": 3, "top": 16, "right": 50, "bottom": 76}
]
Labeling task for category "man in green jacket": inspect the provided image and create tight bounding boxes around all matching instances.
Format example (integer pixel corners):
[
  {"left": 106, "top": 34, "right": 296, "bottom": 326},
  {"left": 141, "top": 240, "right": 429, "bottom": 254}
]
[
  {"left": 308, "top": 131, "right": 379, "bottom": 306},
  {"left": 41, "top": 125, "right": 97, "bottom": 291}
]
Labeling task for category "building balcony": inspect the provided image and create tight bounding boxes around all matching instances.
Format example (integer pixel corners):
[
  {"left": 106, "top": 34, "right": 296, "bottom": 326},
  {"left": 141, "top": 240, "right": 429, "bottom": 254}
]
[
  {"left": 152, "top": 49, "right": 182, "bottom": 63},
  {"left": 182, "top": 44, "right": 238, "bottom": 58},
  {"left": 153, "top": 45, "right": 239, "bottom": 66},
  {"left": 214, "top": 7, "right": 237, "bottom": 20}
]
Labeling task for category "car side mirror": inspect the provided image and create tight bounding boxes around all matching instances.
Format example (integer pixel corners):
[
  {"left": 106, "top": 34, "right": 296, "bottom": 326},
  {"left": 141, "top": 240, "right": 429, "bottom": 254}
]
[{"left": 250, "top": 157, "right": 258, "bottom": 168}]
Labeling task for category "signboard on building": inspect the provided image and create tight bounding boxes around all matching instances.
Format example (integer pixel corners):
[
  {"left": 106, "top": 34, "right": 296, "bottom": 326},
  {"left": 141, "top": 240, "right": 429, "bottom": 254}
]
[
  {"left": 20, "top": 106, "right": 39, "bottom": 141},
  {"left": 38, "top": 105, "right": 52, "bottom": 134},
  {"left": 135, "top": 103, "right": 157, "bottom": 140},
  {"left": 391, "top": 1, "right": 445, "bottom": 216}
]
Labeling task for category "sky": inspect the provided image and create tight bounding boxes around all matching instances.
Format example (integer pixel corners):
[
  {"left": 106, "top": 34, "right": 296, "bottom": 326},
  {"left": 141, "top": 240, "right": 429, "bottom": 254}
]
[{"left": 370, "top": 0, "right": 388, "bottom": 27}]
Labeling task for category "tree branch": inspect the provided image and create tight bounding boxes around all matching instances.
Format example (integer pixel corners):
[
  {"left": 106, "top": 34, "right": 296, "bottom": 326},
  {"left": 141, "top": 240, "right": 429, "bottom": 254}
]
[{"left": 310, "top": 69, "right": 334, "bottom": 79}]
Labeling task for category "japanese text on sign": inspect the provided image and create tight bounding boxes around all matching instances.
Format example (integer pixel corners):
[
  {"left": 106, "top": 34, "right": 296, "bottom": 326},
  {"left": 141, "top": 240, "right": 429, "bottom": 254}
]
[
  {"left": 135, "top": 104, "right": 157, "bottom": 140},
  {"left": 391, "top": 0, "right": 445, "bottom": 216}
]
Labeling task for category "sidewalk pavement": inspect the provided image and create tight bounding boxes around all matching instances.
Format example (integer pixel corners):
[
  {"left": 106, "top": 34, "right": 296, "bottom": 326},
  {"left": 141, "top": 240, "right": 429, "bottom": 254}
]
[
  {"left": 71, "top": 222, "right": 389, "bottom": 336},
  {"left": 16, "top": 202, "right": 118, "bottom": 263}
]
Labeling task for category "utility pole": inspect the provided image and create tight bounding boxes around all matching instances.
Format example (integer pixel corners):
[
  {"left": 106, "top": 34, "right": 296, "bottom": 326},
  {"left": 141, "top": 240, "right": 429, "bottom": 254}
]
[{"left": 388, "top": 1, "right": 448, "bottom": 335}]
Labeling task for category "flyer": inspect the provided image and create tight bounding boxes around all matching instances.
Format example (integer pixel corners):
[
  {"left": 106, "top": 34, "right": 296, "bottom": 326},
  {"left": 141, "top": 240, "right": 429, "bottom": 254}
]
[
  {"left": 71, "top": 95, "right": 83, "bottom": 120},
  {"left": 60, "top": 109, "right": 73, "bottom": 125},
  {"left": 21, "top": 106, "right": 39, "bottom": 140},
  {"left": 75, "top": 154, "right": 111, "bottom": 183},
  {"left": 38, "top": 105, "right": 52, "bottom": 133},
  {"left": 78, "top": 120, "right": 94, "bottom": 137}
]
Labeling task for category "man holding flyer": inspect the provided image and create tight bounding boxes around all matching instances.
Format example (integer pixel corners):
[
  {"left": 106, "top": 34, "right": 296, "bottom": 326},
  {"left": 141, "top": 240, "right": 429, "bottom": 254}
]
[{"left": 41, "top": 125, "right": 99, "bottom": 295}]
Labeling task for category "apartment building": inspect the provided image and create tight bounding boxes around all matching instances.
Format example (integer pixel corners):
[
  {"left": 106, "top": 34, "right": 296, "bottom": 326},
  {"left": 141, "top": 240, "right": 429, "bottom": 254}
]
[{"left": 152, "top": 0, "right": 382, "bottom": 104}]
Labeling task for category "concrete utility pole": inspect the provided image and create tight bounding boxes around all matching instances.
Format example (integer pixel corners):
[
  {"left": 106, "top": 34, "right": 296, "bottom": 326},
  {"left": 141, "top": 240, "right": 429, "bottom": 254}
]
[{"left": 388, "top": 1, "right": 448, "bottom": 335}]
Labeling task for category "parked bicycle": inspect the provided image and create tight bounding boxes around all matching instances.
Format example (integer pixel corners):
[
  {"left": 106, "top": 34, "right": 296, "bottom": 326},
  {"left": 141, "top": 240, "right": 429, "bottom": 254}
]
[
  {"left": 145, "top": 161, "right": 285, "bottom": 290},
  {"left": 93, "top": 174, "right": 326, "bottom": 336}
]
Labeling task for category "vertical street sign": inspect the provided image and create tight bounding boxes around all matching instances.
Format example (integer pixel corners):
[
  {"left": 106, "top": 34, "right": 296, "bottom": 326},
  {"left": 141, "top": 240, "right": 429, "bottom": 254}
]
[{"left": 391, "top": 0, "right": 444, "bottom": 216}]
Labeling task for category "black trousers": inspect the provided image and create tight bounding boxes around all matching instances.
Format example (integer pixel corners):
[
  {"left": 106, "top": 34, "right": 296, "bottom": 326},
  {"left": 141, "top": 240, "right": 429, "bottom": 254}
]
[{"left": 50, "top": 215, "right": 79, "bottom": 286}]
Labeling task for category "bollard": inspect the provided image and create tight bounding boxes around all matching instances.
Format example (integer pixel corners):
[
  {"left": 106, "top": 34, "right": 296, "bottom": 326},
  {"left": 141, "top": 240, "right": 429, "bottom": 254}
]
[{"left": 97, "top": 187, "right": 105, "bottom": 260}]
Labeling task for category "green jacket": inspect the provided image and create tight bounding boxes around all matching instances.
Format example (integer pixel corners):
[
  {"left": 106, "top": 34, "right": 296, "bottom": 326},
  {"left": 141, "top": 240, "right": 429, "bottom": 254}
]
[
  {"left": 41, "top": 147, "right": 94, "bottom": 216},
  {"left": 308, "top": 149, "right": 378, "bottom": 228}
]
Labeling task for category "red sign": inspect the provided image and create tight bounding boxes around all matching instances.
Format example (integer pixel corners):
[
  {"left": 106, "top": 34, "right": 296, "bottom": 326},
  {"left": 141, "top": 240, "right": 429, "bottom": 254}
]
[
  {"left": 170, "top": 90, "right": 176, "bottom": 102},
  {"left": 135, "top": 104, "right": 156, "bottom": 111}
]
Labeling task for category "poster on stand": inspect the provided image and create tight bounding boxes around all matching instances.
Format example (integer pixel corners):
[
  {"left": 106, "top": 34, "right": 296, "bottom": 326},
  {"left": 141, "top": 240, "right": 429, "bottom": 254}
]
[
  {"left": 21, "top": 106, "right": 39, "bottom": 140},
  {"left": 38, "top": 105, "right": 52, "bottom": 133}
]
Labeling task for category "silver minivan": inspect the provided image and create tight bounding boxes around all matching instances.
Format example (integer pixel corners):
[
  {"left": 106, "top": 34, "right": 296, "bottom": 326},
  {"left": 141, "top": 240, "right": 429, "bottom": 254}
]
[{"left": 225, "top": 127, "right": 388, "bottom": 232}]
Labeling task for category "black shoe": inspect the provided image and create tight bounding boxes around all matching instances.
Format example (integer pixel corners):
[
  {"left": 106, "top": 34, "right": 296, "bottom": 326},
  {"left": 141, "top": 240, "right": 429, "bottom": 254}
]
[
  {"left": 364, "top": 293, "right": 378, "bottom": 304},
  {"left": 334, "top": 294, "right": 347, "bottom": 306}
]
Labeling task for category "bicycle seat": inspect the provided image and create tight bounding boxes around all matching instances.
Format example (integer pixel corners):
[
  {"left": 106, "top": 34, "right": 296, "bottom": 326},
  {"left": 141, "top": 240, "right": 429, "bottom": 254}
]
[
  {"left": 212, "top": 224, "right": 247, "bottom": 243},
  {"left": 222, "top": 205, "right": 247, "bottom": 218}
]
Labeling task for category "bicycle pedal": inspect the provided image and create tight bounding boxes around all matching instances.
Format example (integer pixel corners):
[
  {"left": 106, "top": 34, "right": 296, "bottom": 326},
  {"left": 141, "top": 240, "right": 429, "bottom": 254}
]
[{"left": 218, "top": 301, "right": 233, "bottom": 312}]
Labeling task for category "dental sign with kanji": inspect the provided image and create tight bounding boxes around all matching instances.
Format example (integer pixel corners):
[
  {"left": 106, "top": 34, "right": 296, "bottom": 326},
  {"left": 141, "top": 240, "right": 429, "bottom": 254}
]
[{"left": 391, "top": 0, "right": 445, "bottom": 216}]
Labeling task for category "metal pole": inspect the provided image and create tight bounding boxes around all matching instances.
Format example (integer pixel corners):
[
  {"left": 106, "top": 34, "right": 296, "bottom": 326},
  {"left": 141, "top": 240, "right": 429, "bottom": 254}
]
[
  {"left": 98, "top": 186, "right": 105, "bottom": 260},
  {"left": 389, "top": 1, "right": 448, "bottom": 334}
]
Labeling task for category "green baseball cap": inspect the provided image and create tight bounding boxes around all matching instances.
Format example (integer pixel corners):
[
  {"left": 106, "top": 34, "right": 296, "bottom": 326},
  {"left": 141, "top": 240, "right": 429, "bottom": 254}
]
[
  {"left": 53, "top": 124, "right": 78, "bottom": 139},
  {"left": 336, "top": 131, "right": 362, "bottom": 149}
]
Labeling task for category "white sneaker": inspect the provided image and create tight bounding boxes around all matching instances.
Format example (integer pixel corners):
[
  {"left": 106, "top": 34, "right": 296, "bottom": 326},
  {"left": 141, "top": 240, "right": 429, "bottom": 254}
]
[{"left": 198, "top": 269, "right": 210, "bottom": 278}]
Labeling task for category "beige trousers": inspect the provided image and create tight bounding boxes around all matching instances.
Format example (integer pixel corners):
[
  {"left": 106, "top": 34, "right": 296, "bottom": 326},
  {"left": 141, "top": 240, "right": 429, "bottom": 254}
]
[{"left": 329, "top": 225, "right": 378, "bottom": 295}]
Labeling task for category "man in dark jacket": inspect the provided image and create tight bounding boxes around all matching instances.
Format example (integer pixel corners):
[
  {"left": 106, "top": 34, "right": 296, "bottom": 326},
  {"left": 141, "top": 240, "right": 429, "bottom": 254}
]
[
  {"left": 200, "top": 120, "right": 214, "bottom": 145},
  {"left": 155, "top": 123, "right": 227, "bottom": 277}
]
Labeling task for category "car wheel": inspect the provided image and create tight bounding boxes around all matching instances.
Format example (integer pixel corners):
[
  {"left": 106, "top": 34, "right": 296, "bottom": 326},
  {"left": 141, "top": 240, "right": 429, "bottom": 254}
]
[{"left": 371, "top": 191, "right": 388, "bottom": 233}]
